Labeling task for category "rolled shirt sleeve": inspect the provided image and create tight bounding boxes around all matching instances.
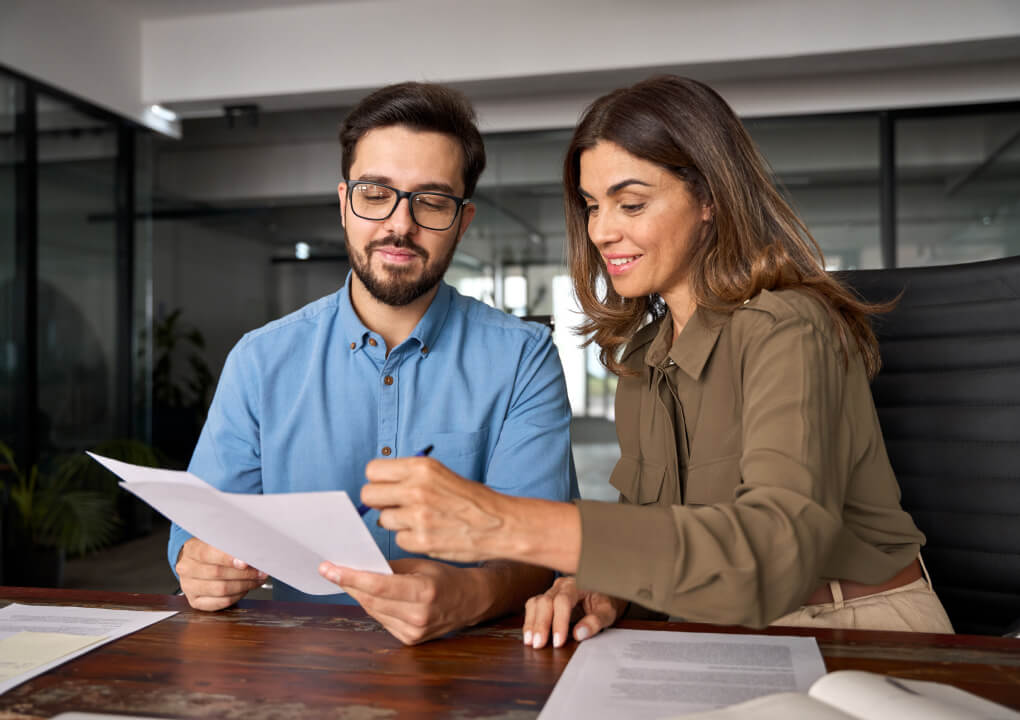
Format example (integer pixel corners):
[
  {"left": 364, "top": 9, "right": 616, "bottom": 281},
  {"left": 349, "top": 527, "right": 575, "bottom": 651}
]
[{"left": 484, "top": 327, "right": 578, "bottom": 502}]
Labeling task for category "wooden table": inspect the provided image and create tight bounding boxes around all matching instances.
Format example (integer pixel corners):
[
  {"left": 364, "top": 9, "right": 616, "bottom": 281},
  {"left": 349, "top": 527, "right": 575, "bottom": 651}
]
[{"left": 1, "top": 587, "right": 1018, "bottom": 718}]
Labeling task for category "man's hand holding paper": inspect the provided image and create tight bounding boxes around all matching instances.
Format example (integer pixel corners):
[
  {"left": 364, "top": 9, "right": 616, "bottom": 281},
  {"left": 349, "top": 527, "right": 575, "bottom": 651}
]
[
  {"left": 319, "top": 557, "right": 483, "bottom": 645},
  {"left": 176, "top": 538, "right": 269, "bottom": 611}
]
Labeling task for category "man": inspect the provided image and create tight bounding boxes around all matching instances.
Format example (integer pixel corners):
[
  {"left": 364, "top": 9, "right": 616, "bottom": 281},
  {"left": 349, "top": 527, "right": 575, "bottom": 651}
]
[{"left": 168, "top": 82, "right": 576, "bottom": 644}]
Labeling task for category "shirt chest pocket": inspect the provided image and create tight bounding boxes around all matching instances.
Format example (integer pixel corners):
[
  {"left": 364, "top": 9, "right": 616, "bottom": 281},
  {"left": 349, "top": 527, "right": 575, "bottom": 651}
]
[
  {"left": 684, "top": 454, "right": 741, "bottom": 506},
  {"left": 411, "top": 429, "right": 488, "bottom": 482},
  {"left": 609, "top": 456, "right": 668, "bottom": 505}
]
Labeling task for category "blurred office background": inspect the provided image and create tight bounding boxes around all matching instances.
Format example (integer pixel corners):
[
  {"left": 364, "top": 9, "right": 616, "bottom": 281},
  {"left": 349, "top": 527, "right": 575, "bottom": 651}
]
[{"left": 1, "top": 0, "right": 1019, "bottom": 589}]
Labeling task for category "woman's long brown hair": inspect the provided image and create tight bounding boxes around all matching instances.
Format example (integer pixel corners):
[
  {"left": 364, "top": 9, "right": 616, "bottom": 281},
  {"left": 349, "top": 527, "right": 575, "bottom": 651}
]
[{"left": 565, "top": 75, "right": 887, "bottom": 378}]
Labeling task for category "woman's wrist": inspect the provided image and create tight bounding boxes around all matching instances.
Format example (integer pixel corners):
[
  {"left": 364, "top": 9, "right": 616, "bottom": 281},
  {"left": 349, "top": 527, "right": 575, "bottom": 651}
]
[{"left": 494, "top": 496, "right": 582, "bottom": 575}]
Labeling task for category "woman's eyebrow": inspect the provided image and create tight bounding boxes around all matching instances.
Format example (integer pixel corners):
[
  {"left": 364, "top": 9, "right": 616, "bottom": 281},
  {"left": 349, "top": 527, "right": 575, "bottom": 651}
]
[
  {"left": 607, "top": 179, "right": 652, "bottom": 195},
  {"left": 579, "top": 179, "right": 653, "bottom": 199}
]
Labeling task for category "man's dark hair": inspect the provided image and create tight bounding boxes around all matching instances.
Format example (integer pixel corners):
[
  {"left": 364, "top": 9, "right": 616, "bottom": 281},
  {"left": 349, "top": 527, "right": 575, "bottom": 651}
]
[{"left": 340, "top": 82, "right": 486, "bottom": 198}]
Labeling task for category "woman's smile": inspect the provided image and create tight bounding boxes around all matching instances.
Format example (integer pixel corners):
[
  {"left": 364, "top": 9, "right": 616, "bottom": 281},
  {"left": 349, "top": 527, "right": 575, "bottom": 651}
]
[{"left": 603, "top": 254, "right": 642, "bottom": 275}]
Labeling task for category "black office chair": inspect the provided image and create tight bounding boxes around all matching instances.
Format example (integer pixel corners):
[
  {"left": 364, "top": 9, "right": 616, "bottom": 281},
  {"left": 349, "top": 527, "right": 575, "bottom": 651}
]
[{"left": 840, "top": 256, "right": 1020, "bottom": 636}]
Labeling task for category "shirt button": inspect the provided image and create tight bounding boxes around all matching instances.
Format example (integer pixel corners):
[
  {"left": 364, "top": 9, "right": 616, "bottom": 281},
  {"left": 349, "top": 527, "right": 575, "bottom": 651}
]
[
  {"left": 421, "top": 345, "right": 429, "bottom": 355},
  {"left": 349, "top": 342, "right": 356, "bottom": 350},
  {"left": 368, "top": 337, "right": 378, "bottom": 347},
  {"left": 381, "top": 446, "right": 392, "bottom": 456},
  {"left": 383, "top": 375, "right": 394, "bottom": 386}
]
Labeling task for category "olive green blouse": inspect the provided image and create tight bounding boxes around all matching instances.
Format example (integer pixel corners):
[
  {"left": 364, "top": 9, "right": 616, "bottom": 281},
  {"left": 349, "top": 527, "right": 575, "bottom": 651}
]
[{"left": 575, "top": 289, "right": 924, "bottom": 627}]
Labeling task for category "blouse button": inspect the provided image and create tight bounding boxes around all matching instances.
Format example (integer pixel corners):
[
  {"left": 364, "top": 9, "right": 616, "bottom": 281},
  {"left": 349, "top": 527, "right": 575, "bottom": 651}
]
[
  {"left": 421, "top": 345, "right": 429, "bottom": 355},
  {"left": 381, "top": 446, "right": 392, "bottom": 456},
  {"left": 383, "top": 375, "right": 394, "bottom": 386},
  {"left": 349, "top": 342, "right": 356, "bottom": 350},
  {"left": 368, "top": 337, "right": 378, "bottom": 347}
]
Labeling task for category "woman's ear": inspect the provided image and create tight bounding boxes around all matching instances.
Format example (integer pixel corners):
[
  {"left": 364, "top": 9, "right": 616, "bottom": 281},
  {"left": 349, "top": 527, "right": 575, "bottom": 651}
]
[{"left": 701, "top": 203, "right": 714, "bottom": 223}]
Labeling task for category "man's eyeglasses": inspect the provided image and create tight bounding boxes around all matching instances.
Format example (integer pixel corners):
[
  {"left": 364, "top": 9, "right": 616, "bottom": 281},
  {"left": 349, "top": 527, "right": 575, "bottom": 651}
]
[{"left": 345, "top": 180, "right": 470, "bottom": 231}]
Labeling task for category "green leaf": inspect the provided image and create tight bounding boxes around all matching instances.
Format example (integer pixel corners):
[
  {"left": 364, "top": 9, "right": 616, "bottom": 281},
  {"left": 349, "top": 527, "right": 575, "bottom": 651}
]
[{"left": 1, "top": 442, "right": 127, "bottom": 554}]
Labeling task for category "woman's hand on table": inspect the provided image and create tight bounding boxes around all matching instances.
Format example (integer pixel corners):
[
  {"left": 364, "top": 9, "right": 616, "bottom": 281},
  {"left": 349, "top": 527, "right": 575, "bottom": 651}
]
[{"left": 523, "top": 575, "right": 627, "bottom": 649}]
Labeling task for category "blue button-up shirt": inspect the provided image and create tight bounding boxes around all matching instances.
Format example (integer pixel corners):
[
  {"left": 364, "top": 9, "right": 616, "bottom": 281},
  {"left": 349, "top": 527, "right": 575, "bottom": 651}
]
[{"left": 168, "top": 276, "right": 576, "bottom": 603}]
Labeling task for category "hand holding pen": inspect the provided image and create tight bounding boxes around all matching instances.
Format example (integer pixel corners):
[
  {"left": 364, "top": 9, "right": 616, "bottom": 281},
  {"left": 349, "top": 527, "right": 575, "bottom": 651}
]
[{"left": 357, "top": 444, "right": 433, "bottom": 517}]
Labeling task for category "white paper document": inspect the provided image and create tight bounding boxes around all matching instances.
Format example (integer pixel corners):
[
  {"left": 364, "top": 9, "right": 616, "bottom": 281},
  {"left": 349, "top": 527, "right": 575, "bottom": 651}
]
[
  {"left": 0, "top": 603, "right": 176, "bottom": 695},
  {"left": 89, "top": 453, "right": 392, "bottom": 596},
  {"left": 539, "top": 628, "right": 827, "bottom": 719}
]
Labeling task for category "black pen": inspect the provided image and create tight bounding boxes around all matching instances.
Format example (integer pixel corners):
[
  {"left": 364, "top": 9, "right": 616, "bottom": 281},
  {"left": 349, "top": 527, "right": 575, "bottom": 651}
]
[{"left": 356, "top": 444, "right": 433, "bottom": 517}]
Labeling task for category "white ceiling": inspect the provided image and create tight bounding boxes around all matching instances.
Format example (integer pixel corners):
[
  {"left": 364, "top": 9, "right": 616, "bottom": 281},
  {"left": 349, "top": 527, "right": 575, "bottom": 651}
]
[
  {"left": 106, "top": 0, "right": 360, "bottom": 20},
  {"left": 6, "top": 0, "right": 1020, "bottom": 137}
]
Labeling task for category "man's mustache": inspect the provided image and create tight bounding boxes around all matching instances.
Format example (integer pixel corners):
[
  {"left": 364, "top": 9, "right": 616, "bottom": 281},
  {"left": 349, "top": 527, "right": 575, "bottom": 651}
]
[{"left": 366, "top": 234, "right": 429, "bottom": 260}]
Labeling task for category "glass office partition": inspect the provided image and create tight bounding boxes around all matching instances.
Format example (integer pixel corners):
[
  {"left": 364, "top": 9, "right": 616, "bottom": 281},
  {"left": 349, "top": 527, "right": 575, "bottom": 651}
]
[
  {"left": 134, "top": 131, "right": 155, "bottom": 442},
  {"left": 0, "top": 73, "right": 20, "bottom": 451},
  {"left": 456, "top": 131, "right": 614, "bottom": 416},
  {"left": 896, "top": 111, "right": 1020, "bottom": 267},
  {"left": 35, "top": 93, "right": 118, "bottom": 460},
  {"left": 745, "top": 115, "right": 883, "bottom": 269}
]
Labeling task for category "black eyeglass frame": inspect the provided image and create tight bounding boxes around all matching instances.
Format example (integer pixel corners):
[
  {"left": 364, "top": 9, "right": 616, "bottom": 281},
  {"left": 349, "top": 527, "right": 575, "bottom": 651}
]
[{"left": 344, "top": 180, "right": 471, "bottom": 231}]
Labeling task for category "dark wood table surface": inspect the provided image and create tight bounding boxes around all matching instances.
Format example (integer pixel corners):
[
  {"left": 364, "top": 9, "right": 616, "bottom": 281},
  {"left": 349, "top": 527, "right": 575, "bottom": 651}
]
[{"left": 1, "top": 586, "right": 1018, "bottom": 719}]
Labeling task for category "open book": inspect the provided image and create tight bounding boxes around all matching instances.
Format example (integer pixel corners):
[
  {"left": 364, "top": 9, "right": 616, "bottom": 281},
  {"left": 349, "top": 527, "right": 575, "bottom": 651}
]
[{"left": 677, "top": 670, "right": 1019, "bottom": 719}]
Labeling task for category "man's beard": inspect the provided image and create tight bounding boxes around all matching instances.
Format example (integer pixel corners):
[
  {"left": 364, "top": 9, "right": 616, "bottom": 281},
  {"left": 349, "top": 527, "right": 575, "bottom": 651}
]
[{"left": 347, "top": 232, "right": 457, "bottom": 307}]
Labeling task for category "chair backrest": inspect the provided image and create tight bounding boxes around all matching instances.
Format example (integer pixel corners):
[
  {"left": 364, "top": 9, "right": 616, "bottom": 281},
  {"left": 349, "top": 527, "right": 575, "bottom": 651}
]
[
  {"left": 840, "top": 256, "right": 1020, "bottom": 635},
  {"left": 521, "top": 314, "right": 555, "bottom": 331}
]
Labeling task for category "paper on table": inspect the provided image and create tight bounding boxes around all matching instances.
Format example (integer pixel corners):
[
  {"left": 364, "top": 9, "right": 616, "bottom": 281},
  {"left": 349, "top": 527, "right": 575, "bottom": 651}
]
[
  {"left": 538, "top": 628, "right": 827, "bottom": 719},
  {"left": 0, "top": 632, "right": 106, "bottom": 680},
  {"left": 674, "top": 692, "right": 855, "bottom": 720},
  {"left": 88, "top": 452, "right": 391, "bottom": 595},
  {"left": 0, "top": 603, "right": 176, "bottom": 695}
]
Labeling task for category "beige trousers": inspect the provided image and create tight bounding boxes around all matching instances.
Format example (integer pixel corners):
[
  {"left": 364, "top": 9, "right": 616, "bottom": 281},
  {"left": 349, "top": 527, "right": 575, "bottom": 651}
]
[{"left": 772, "top": 557, "right": 955, "bottom": 634}]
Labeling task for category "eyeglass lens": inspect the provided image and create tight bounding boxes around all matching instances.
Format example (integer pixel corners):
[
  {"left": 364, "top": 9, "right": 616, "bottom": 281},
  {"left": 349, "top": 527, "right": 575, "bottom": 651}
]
[{"left": 350, "top": 183, "right": 459, "bottom": 230}]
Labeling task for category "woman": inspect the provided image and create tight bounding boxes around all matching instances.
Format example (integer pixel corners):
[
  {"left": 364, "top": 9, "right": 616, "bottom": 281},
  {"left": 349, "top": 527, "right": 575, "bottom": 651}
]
[{"left": 346, "top": 76, "right": 954, "bottom": 648}]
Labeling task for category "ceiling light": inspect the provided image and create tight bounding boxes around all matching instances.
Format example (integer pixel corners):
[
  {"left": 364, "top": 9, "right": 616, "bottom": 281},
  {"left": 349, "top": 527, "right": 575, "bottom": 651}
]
[{"left": 149, "top": 104, "right": 178, "bottom": 123}]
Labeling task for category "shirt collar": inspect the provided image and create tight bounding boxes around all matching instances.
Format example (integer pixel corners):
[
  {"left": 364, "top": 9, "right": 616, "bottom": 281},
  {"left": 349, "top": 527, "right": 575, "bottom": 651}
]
[
  {"left": 644, "top": 305, "right": 726, "bottom": 381},
  {"left": 338, "top": 270, "right": 453, "bottom": 353},
  {"left": 407, "top": 280, "right": 452, "bottom": 353}
]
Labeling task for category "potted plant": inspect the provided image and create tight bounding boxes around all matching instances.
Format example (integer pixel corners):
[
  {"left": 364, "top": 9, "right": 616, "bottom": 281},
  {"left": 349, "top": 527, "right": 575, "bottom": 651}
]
[
  {"left": 56, "top": 438, "right": 163, "bottom": 542},
  {"left": 0, "top": 442, "right": 118, "bottom": 587},
  {"left": 148, "top": 309, "right": 214, "bottom": 468}
]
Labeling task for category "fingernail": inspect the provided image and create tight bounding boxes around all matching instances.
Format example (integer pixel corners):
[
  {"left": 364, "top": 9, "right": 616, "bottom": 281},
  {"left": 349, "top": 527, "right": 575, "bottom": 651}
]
[
  {"left": 327, "top": 570, "right": 341, "bottom": 583},
  {"left": 523, "top": 631, "right": 532, "bottom": 645},
  {"left": 532, "top": 634, "right": 542, "bottom": 649},
  {"left": 576, "top": 626, "right": 591, "bottom": 641},
  {"left": 553, "top": 633, "right": 562, "bottom": 647},
  {"left": 232, "top": 558, "right": 247, "bottom": 569},
  {"left": 258, "top": 572, "right": 268, "bottom": 580}
]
